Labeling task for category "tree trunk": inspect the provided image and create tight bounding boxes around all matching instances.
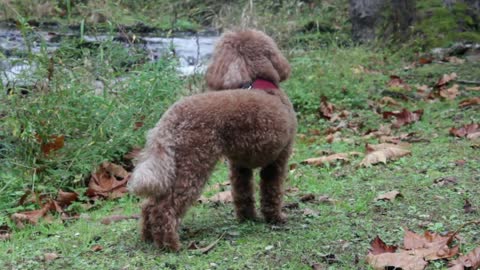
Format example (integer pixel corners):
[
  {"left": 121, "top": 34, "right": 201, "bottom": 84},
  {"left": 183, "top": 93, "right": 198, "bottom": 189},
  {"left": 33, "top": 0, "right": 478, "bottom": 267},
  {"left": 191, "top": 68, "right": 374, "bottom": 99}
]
[
  {"left": 349, "top": 0, "right": 384, "bottom": 43},
  {"left": 349, "top": 0, "right": 416, "bottom": 43},
  {"left": 390, "top": 0, "right": 416, "bottom": 41}
]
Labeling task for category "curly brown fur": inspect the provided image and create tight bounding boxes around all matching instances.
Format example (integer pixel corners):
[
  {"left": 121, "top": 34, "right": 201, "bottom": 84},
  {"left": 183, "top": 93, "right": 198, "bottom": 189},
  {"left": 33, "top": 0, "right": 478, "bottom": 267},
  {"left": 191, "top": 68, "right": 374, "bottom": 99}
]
[{"left": 129, "top": 29, "right": 297, "bottom": 251}]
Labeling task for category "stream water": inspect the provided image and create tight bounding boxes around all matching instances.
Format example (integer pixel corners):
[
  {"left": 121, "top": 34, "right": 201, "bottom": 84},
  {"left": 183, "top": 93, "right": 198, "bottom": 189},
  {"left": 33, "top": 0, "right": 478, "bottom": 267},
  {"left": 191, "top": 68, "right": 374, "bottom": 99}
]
[{"left": 0, "top": 26, "right": 219, "bottom": 87}]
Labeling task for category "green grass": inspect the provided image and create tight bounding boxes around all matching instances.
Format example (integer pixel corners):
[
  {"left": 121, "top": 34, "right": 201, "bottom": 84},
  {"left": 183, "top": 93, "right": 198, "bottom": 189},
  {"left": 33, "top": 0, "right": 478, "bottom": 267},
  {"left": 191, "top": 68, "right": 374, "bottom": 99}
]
[{"left": 1, "top": 43, "right": 479, "bottom": 269}]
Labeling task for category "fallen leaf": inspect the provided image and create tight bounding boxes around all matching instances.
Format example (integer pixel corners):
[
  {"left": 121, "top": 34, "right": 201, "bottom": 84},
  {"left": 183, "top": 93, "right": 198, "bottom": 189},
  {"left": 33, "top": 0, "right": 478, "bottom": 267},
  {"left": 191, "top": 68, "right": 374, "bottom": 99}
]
[
  {"left": 303, "top": 208, "right": 319, "bottom": 217},
  {"left": 56, "top": 190, "right": 78, "bottom": 208},
  {"left": 363, "top": 125, "right": 392, "bottom": 139},
  {"left": 43, "top": 252, "right": 59, "bottom": 262},
  {"left": 86, "top": 162, "right": 130, "bottom": 200},
  {"left": 375, "top": 190, "right": 402, "bottom": 201},
  {"left": 450, "top": 123, "right": 479, "bottom": 139},
  {"left": 367, "top": 229, "right": 460, "bottom": 270},
  {"left": 436, "top": 73, "right": 458, "bottom": 88},
  {"left": 37, "top": 134, "right": 65, "bottom": 155},
  {"left": 464, "top": 199, "right": 476, "bottom": 214},
  {"left": 418, "top": 57, "right": 433, "bottom": 65},
  {"left": 466, "top": 86, "right": 480, "bottom": 91},
  {"left": 379, "top": 96, "right": 400, "bottom": 107},
  {"left": 319, "top": 96, "right": 336, "bottom": 120},
  {"left": 352, "top": 65, "right": 381, "bottom": 74},
  {"left": 388, "top": 75, "right": 411, "bottom": 91},
  {"left": 383, "top": 108, "right": 423, "bottom": 128},
  {"left": 459, "top": 97, "right": 480, "bottom": 107},
  {"left": 301, "top": 153, "right": 349, "bottom": 166},
  {"left": 433, "top": 176, "right": 458, "bottom": 187},
  {"left": 100, "top": 214, "right": 140, "bottom": 225},
  {"left": 11, "top": 200, "right": 56, "bottom": 228},
  {"left": 403, "top": 229, "right": 459, "bottom": 261},
  {"left": 444, "top": 56, "right": 465, "bottom": 64},
  {"left": 366, "top": 251, "right": 427, "bottom": 270},
  {"left": 369, "top": 236, "right": 398, "bottom": 255},
  {"left": 208, "top": 190, "right": 233, "bottom": 203},
  {"left": 0, "top": 225, "right": 11, "bottom": 241},
  {"left": 300, "top": 194, "right": 316, "bottom": 203},
  {"left": 448, "top": 246, "right": 480, "bottom": 270},
  {"left": 317, "top": 195, "right": 336, "bottom": 204},
  {"left": 439, "top": 84, "right": 460, "bottom": 100},
  {"left": 91, "top": 245, "right": 103, "bottom": 252},
  {"left": 189, "top": 233, "right": 225, "bottom": 254},
  {"left": 360, "top": 143, "right": 411, "bottom": 167}
]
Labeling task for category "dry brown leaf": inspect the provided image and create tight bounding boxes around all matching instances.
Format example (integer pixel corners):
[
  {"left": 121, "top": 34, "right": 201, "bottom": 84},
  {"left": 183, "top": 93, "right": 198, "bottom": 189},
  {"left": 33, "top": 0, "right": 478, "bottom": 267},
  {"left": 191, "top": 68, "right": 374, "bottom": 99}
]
[
  {"left": 379, "top": 96, "right": 400, "bottom": 107},
  {"left": 440, "top": 84, "right": 460, "bottom": 100},
  {"left": 404, "top": 229, "right": 459, "bottom": 261},
  {"left": 450, "top": 123, "right": 479, "bottom": 139},
  {"left": 301, "top": 153, "right": 349, "bottom": 166},
  {"left": 436, "top": 73, "right": 458, "bottom": 88},
  {"left": 448, "top": 246, "right": 480, "bottom": 270},
  {"left": 91, "top": 245, "right": 103, "bottom": 252},
  {"left": 352, "top": 65, "right": 381, "bottom": 74},
  {"left": 360, "top": 143, "right": 411, "bottom": 167},
  {"left": 319, "top": 96, "right": 336, "bottom": 120},
  {"left": 0, "top": 225, "right": 11, "bottom": 241},
  {"left": 208, "top": 190, "right": 233, "bottom": 203},
  {"left": 464, "top": 199, "right": 476, "bottom": 214},
  {"left": 369, "top": 236, "right": 398, "bottom": 255},
  {"left": 466, "top": 86, "right": 480, "bottom": 91},
  {"left": 388, "top": 75, "right": 412, "bottom": 91},
  {"left": 444, "top": 56, "right": 465, "bottom": 64},
  {"left": 43, "top": 252, "right": 59, "bottom": 262},
  {"left": 375, "top": 190, "right": 402, "bottom": 201},
  {"left": 56, "top": 190, "right": 78, "bottom": 208},
  {"left": 86, "top": 162, "right": 130, "bottom": 200},
  {"left": 366, "top": 251, "right": 428, "bottom": 270},
  {"left": 459, "top": 97, "right": 480, "bottom": 107},
  {"left": 36, "top": 134, "right": 65, "bottom": 155},
  {"left": 433, "top": 176, "right": 458, "bottom": 187},
  {"left": 189, "top": 233, "right": 225, "bottom": 254},
  {"left": 11, "top": 200, "right": 56, "bottom": 228},
  {"left": 418, "top": 57, "right": 433, "bottom": 65},
  {"left": 383, "top": 108, "right": 424, "bottom": 128},
  {"left": 303, "top": 208, "right": 319, "bottom": 217},
  {"left": 363, "top": 125, "right": 392, "bottom": 139},
  {"left": 100, "top": 214, "right": 140, "bottom": 225}
]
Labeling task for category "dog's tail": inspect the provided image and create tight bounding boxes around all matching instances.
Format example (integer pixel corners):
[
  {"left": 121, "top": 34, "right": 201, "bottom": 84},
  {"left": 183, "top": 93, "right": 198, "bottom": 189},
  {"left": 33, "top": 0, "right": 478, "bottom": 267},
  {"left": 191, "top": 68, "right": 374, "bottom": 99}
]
[{"left": 128, "top": 126, "right": 176, "bottom": 198}]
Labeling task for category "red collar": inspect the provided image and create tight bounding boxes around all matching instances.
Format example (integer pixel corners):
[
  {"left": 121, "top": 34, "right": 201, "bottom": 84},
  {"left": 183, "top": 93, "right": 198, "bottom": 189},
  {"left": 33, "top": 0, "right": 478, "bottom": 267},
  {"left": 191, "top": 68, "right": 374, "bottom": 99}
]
[{"left": 249, "top": 79, "right": 278, "bottom": 90}]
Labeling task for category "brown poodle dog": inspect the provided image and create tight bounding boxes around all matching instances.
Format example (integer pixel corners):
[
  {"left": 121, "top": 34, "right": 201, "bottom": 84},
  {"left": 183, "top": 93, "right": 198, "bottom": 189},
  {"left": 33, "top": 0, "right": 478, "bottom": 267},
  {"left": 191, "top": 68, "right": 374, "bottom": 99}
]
[{"left": 128, "top": 29, "right": 297, "bottom": 251}]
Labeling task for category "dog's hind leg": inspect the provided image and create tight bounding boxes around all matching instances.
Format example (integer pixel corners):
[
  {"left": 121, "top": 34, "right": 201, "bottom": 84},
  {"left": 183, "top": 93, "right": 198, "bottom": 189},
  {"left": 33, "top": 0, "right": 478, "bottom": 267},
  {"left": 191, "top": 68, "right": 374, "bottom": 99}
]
[
  {"left": 148, "top": 147, "right": 220, "bottom": 251},
  {"left": 259, "top": 144, "right": 292, "bottom": 224},
  {"left": 140, "top": 198, "right": 155, "bottom": 243},
  {"left": 229, "top": 165, "right": 257, "bottom": 221}
]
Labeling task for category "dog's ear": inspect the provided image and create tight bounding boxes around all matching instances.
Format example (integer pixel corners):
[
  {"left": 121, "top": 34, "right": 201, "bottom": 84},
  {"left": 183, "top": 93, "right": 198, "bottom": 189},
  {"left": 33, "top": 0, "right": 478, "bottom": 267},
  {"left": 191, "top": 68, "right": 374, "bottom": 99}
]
[
  {"left": 205, "top": 36, "right": 251, "bottom": 90},
  {"left": 269, "top": 47, "right": 291, "bottom": 82}
]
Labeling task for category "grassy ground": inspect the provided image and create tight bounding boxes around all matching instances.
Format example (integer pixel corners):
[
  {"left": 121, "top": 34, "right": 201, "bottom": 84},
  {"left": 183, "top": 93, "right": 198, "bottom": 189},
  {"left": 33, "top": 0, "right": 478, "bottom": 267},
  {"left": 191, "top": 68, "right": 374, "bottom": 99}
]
[{"left": 1, "top": 44, "right": 479, "bottom": 269}]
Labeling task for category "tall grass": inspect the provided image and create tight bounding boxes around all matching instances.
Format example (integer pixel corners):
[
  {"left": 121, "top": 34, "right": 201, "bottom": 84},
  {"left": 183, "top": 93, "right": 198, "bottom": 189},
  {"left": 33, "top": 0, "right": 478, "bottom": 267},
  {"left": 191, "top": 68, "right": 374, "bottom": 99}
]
[{"left": 0, "top": 36, "right": 183, "bottom": 208}]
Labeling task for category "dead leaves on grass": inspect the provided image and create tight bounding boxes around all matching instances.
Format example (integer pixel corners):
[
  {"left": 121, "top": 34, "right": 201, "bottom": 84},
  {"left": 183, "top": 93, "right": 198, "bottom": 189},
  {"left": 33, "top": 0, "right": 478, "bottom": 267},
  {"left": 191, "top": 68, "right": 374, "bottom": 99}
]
[
  {"left": 450, "top": 123, "right": 480, "bottom": 140},
  {"left": 10, "top": 161, "right": 132, "bottom": 230},
  {"left": 86, "top": 162, "right": 130, "bottom": 200},
  {"left": 360, "top": 143, "right": 411, "bottom": 167},
  {"left": 367, "top": 229, "right": 460, "bottom": 270},
  {"left": 382, "top": 108, "right": 423, "bottom": 128},
  {"left": 448, "top": 246, "right": 480, "bottom": 270},
  {"left": 11, "top": 190, "right": 79, "bottom": 228},
  {"left": 301, "top": 152, "right": 361, "bottom": 167}
]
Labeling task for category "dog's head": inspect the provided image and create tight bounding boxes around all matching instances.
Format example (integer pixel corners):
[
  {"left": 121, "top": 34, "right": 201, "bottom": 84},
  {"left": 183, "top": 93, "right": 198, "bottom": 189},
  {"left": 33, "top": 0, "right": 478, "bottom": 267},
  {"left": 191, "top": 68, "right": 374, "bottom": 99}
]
[{"left": 205, "top": 29, "right": 290, "bottom": 90}]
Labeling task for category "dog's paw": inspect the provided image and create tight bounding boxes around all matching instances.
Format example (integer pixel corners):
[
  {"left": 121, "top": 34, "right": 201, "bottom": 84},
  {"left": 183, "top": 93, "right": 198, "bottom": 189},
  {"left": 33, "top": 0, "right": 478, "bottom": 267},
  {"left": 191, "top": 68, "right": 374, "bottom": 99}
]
[{"left": 264, "top": 212, "right": 287, "bottom": 224}]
